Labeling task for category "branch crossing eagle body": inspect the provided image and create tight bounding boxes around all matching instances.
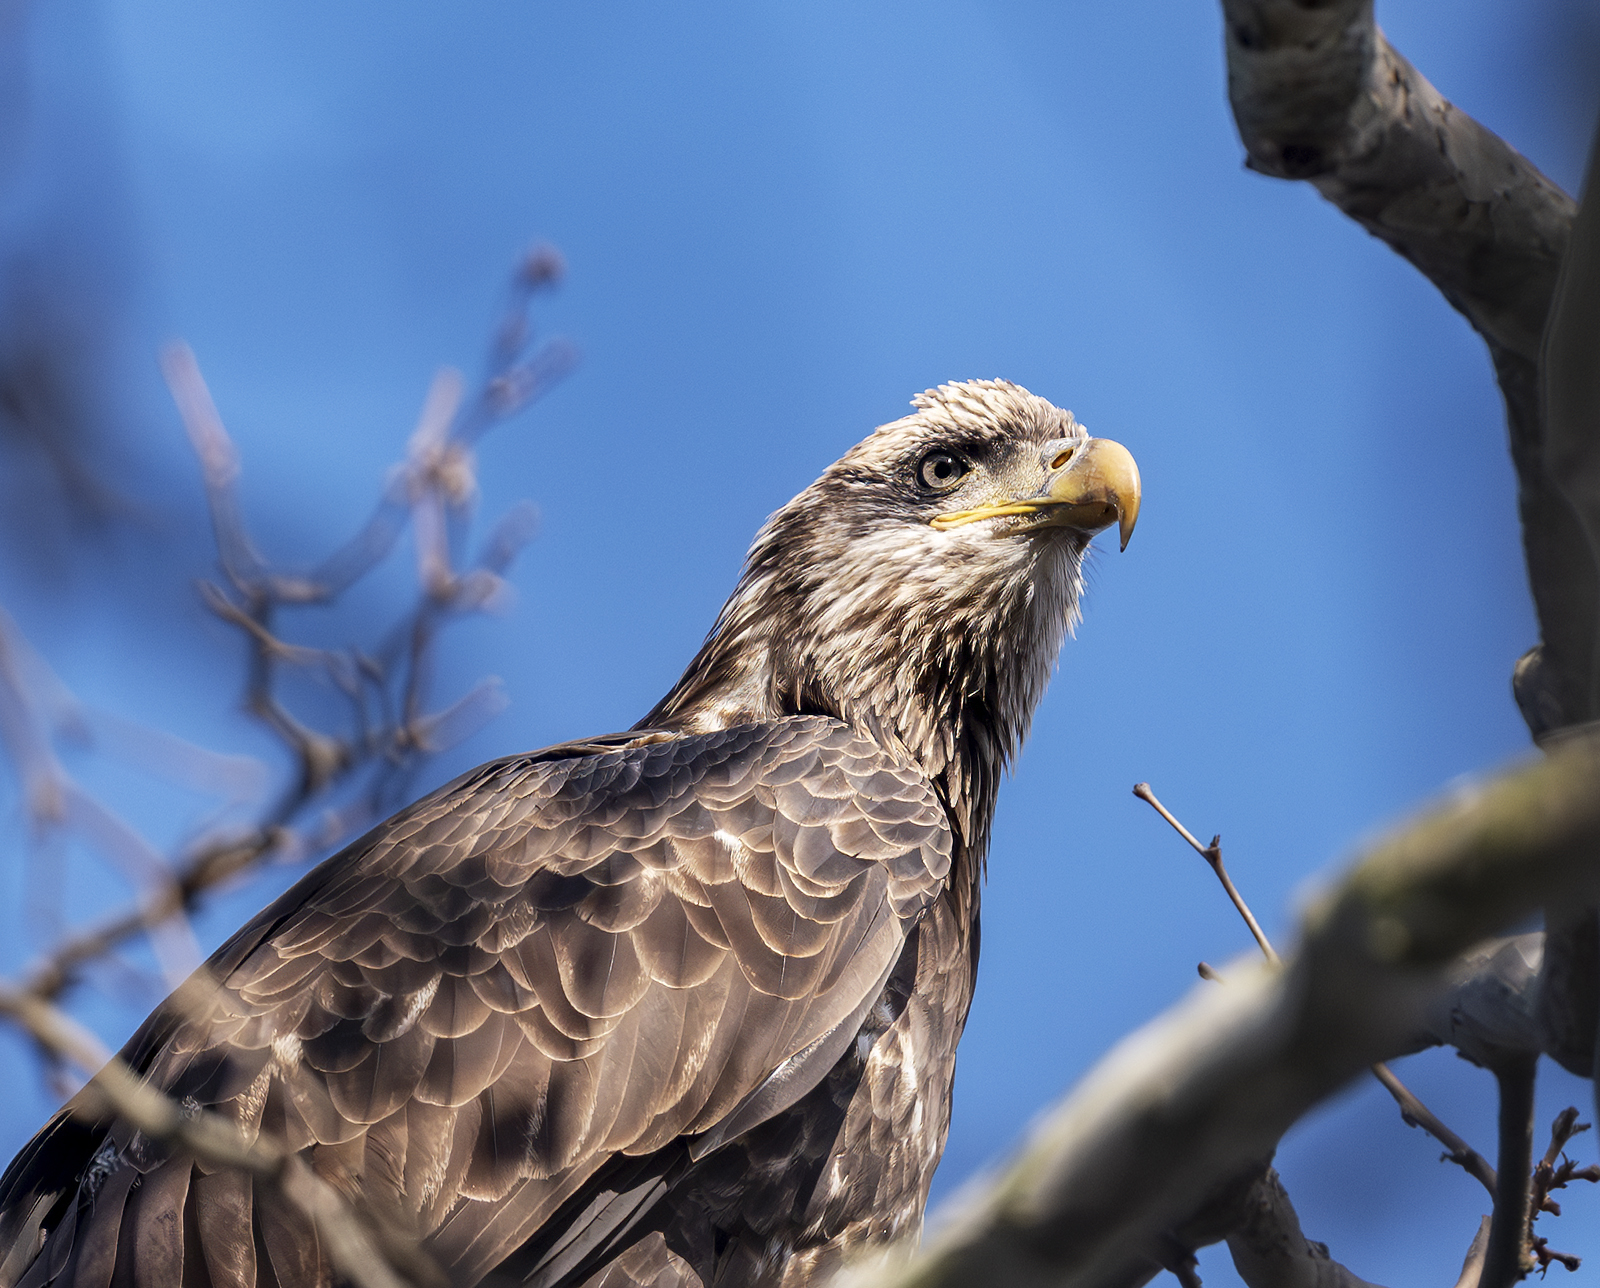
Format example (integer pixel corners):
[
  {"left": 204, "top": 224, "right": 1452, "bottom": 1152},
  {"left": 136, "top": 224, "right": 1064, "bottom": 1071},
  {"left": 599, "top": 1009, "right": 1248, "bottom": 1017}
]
[{"left": 0, "top": 381, "right": 1140, "bottom": 1288}]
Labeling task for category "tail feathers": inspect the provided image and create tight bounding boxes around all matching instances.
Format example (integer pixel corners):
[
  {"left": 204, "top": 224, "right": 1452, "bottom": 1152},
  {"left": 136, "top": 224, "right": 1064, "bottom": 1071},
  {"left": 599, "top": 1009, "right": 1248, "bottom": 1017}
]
[
  {"left": 3, "top": 1149, "right": 342, "bottom": 1288},
  {"left": 190, "top": 1170, "right": 255, "bottom": 1288},
  {"left": 577, "top": 1234, "right": 694, "bottom": 1288}
]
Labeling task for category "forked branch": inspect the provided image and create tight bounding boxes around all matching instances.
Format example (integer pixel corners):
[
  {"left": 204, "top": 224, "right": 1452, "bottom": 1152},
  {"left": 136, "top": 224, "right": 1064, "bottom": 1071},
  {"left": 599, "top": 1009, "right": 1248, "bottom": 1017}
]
[
  {"left": 1133, "top": 781, "right": 1498, "bottom": 1199},
  {"left": 848, "top": 742, "right": 1600, "bottom": 1288}
]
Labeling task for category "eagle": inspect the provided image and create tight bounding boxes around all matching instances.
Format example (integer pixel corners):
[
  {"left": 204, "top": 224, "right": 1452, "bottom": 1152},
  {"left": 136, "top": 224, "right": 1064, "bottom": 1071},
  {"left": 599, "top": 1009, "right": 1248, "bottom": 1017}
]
[{"left": 0, "top": 379, "right": 1139, "bottom": 1288}]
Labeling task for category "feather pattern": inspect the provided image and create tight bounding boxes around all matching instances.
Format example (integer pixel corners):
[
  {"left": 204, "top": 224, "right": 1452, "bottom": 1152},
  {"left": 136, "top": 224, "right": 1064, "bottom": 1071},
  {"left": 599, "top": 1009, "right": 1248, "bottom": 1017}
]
[
  {"left": 0, "top": 720, "right": 951, "bottom": 1287},
  {"left": 0, "top": 380, "right": 1110, "bottom": 1287}
]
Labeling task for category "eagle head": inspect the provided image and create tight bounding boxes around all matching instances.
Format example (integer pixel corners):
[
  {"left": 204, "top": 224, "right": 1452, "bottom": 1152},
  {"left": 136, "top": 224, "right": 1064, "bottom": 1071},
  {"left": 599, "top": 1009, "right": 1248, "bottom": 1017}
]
[{"left": 643, "top": 379, "right": 1139, "bottom": 856}]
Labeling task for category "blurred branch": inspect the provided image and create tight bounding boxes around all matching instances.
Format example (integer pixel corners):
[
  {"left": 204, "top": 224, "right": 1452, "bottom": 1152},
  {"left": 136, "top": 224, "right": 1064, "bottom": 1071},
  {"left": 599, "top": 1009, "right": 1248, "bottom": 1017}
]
[
  {"left": 0, "top": 246, "right": 569, "bottom": 1032},
  {"left": 0, "top": 245, "right": 568, "bottom": 1288},
  {"left": 0, "top": 608, "right": 66, "bottom": 823},
  {"left": 851, "top": 741, "right": 1600, "bottom": 1288}
]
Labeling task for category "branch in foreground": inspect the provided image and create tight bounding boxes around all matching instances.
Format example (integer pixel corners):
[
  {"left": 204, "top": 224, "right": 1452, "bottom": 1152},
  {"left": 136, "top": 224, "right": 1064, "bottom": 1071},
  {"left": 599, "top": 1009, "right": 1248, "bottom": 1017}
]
[
  {"left": 1137, "top": 781, "right": 1507, "bottom": 1284},
  {"left": 852, "top": 741, "right": 1600, "bottom": 1288}
]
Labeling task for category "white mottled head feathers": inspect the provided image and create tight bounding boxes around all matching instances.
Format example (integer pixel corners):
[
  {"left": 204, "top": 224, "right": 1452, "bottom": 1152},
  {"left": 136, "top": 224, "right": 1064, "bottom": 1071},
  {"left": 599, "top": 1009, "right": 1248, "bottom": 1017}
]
[{"left": 642, "top": 380, "right": 1102, "bottom": 861}]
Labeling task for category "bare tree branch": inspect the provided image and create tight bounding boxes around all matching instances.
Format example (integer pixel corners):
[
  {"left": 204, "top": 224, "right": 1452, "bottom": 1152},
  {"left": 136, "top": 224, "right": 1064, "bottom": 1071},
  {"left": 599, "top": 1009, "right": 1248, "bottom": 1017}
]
[
  {"left": 1534, "top": 123, "right": 1600, "bottom": 1089},
  {"left": 0, "top": 248, "right": 572, "bottom": 1287},
  {"left": 1136, "top": 782, "right": 1499, "bottom": 1198},
  {"left": 1526, "top": 1109, "right": 1599, "bottom": 1274},
  {"left": 1225, "top": 1169, "right": 1388, "bottom": 1288},
  {"left": 1218, "top": 0, "right": 1587, "bottom": 735},
  {"left": 1541, "top": 115, "right": 1600, "bottom": 725},
  {"left": 1219, "top": 0, "right": 1600, "bottom": 1163},
  {"left": 1454, "top": 1219, "right": 1491, "bottom": 1288},
  {"left": 160, "top": 342, "right": 267, "bottom": 595},
  {"left": 1480, "top": 1055, "right": 1537, "bottom": 1288},
  {"left": 1133, "top": 783, "right": 1278, "bottom": 965},
  {"left": 0, "top": 608, "right": 67, "bottom": 823},
  {"left": 1368, "top": 1063, "right": 1497, "bottom": 1199},
  {"left": 852, "top": 740, "right": 1600, "bottom": 1288}
]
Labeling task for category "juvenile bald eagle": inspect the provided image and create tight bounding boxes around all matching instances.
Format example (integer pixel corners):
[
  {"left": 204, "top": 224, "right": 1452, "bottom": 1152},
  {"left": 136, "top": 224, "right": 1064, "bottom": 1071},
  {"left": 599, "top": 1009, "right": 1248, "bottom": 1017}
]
[{"left": 0, "top": 380, "right": 1139, "bottom": 1288}]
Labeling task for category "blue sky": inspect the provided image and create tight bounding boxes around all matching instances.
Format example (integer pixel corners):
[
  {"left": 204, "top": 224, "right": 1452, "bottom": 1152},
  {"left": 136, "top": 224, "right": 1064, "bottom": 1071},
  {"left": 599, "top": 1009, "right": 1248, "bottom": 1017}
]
[{"left": 1, "top": 1, "right": 1597, "bottom": 1283}]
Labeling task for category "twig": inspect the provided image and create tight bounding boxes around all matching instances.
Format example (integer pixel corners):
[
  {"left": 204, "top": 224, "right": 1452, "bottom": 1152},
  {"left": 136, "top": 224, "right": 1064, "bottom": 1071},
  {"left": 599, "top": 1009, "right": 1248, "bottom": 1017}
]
[
  {"left": 1525, "top": 1108, "right": 1598, "bottom": 1274},
  {"left": 1133, "top": 783, "right": 1277, "bottom": 965},
  {"left": 1481, "top": 1054, "right": 1538, "bottom": 1288},
  {"left": 1134, "top": 781, "right": 1499, "bottom": 1198},
  {"left": 851, "top": 741, "right": 1600, "bottom": 1288},
  {"left": 1367, "top": 1062, "right": 1499, "bottom": 1198}
]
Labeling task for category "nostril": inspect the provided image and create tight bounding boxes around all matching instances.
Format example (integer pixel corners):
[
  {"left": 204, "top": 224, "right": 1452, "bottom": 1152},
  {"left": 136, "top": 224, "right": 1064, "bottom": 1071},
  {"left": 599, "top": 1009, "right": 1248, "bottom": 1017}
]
[{"left": 1050, "top": 450, "right": 1073, "bottom": 470}]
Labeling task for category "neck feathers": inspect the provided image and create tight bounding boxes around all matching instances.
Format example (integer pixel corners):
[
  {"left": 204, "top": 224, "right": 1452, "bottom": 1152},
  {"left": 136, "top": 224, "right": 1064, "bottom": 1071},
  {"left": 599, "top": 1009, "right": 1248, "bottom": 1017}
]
[{"left": 639, "top": 494, "right": 1085, "bottom": 866}]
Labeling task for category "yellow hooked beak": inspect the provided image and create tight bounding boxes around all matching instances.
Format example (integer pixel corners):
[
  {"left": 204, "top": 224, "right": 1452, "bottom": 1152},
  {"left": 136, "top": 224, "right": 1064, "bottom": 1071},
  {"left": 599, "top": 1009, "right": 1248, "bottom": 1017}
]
[{"left": 929, "top": 437, "right": 1142, "bottom": 550}]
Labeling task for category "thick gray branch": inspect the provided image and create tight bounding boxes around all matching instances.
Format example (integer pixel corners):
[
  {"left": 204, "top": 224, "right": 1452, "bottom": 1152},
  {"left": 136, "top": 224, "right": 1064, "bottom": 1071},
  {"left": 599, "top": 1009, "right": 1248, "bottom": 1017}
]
[
  {"left": 849, "top": 741, "right": 1600, "bottom": 1288},
  {"left": 1423, "top": 934, "right": 1542, "bottom": 1067},
  {"left": 1222, "top": 2, "right": 1570, "bottom": 360},
  {"left": 1226, "top": 1170, "right": 1388, "bottom": 1288},
  {"left": 1220, "top": 0, "right": 1593, "bottom": 736}
]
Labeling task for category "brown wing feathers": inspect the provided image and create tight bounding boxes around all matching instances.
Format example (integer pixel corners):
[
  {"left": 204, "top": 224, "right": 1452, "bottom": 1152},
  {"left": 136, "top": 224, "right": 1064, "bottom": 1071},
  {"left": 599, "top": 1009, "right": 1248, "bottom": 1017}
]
[{"left": 0, "top": 717, "right": 952, "bottom": 1288}]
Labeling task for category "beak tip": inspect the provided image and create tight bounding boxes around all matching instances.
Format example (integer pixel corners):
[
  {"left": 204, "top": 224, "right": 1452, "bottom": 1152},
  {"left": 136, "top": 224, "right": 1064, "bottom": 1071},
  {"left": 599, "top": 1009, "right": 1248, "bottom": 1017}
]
[{"left": 1117, "top": 497, "right": 1141, "bottom": 552}]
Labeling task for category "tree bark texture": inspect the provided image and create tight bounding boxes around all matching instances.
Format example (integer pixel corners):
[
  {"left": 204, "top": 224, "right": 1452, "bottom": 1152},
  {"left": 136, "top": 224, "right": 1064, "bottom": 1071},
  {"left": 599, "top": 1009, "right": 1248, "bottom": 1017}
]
[
  {"left": 1220, "top": 0, "right": 1589, "bottom": 736},
  {"left": 1221, "top": 0, "right": 1600, "bottom": 1108},
  {"left": 1479, "top": 1055, "right": 1537, "bottom": 1288},
  {"left": 1225, "top": 1170, "right": 1389, "bottom": 1288}
]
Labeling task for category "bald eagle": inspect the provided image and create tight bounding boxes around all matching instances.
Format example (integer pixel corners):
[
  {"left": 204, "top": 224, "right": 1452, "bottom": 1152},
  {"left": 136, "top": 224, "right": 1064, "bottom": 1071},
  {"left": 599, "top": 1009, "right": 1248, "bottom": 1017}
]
[{"left": 0, "top": 380, "right": 1139, "bottom": 1288}]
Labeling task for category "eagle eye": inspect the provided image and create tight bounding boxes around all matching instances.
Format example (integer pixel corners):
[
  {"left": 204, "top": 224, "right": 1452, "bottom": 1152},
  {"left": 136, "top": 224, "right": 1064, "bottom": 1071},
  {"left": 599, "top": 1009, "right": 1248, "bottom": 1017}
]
[{"left": 916, "top": 450, "right": 968, "bottom": 492}]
